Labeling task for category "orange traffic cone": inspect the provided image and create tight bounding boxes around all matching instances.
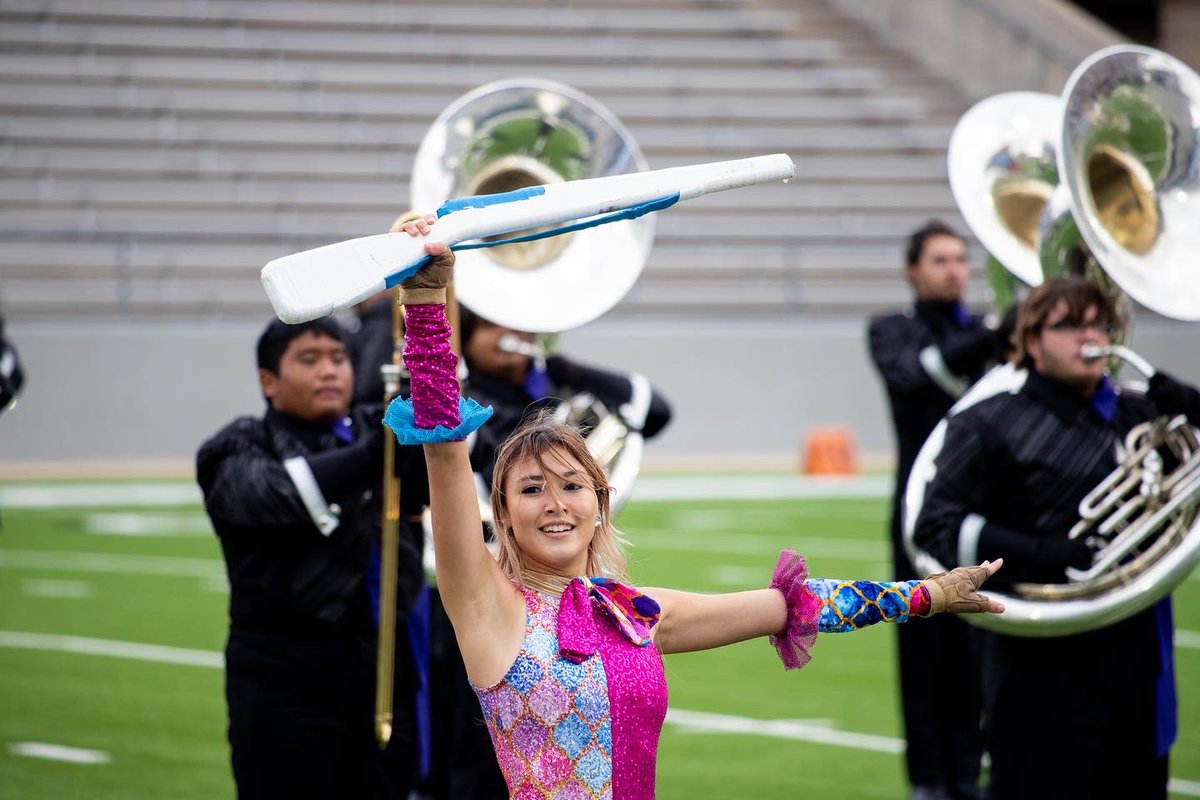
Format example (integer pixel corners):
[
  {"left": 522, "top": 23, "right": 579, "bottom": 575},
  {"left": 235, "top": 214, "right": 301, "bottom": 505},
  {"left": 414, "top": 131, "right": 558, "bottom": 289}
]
[{"left": 802, "top": 427, "right": 859, "bottom": 475}]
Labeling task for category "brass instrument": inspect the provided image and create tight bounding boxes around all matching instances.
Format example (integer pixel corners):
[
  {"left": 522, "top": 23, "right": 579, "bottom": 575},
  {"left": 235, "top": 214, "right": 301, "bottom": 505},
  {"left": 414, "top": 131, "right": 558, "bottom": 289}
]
[
  {"left": 374, "top": 290, "right": 404, "bottom": 746},
  {"left": 906, "top": 45, "right": 1200, "bottom": 636},
  {"left": 411, "top": 78, "right": 654, "bottom": 539}
]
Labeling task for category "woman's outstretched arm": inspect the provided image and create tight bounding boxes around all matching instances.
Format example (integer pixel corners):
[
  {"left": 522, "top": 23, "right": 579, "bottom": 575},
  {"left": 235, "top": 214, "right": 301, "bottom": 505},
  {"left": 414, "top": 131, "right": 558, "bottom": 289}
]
[{"left": 647, "top": 554, "right": 1003, "bottom": 663}]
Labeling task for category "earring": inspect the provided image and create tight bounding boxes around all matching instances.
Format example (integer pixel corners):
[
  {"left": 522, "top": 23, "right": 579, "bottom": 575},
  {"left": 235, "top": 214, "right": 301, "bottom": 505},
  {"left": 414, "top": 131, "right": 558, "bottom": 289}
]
[{"left": 595, "top": 514, "right": 603, "bottom": 527}]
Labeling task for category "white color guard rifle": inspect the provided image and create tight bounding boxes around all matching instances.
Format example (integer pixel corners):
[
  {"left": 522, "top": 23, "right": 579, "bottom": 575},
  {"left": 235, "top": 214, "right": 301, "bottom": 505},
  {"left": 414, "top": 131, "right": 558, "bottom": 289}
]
[{"left": 261, "top": 154, "right": 795, "bottom": 323}]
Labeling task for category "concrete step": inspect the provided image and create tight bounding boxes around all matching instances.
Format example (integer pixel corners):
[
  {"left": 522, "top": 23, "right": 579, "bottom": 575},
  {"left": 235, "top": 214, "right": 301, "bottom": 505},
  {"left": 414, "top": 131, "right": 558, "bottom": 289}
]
[
  {"left": 2, "top": 0, "right": 799, "bottom": 37},
  {"left": 2, "top": 144, "right": 951, "bottom": 182},
  {"left": 2, "top": 114, "right": 953, "bottom": 153},
  {"left": 0, "top": 238, "right": 940, "bottom": 279},
  {"left": 0, "top": 175, "right": 954, "bottom": 213},
  {"left": 0, "top": 21, "right": 838, "bottom": 66},
  {"left": 0, "top": 82, "right": 935, "bottom": 124},
  {"left": 0, "top": 53, "right": 887, "bottom": 95}
]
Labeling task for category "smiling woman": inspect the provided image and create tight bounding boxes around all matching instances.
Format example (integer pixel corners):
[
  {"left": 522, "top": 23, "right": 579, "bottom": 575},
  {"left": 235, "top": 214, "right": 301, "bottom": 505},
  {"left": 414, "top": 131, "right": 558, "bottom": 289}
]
[{"left": 381, "top": 216, "right": 1006, "bottom": 800}]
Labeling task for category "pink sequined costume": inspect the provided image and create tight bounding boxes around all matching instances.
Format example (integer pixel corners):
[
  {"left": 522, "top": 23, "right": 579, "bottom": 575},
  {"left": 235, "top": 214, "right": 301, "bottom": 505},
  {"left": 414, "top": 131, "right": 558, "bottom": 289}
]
[{"left": 474, "top": 579, "right": 666, "bottom": 800}]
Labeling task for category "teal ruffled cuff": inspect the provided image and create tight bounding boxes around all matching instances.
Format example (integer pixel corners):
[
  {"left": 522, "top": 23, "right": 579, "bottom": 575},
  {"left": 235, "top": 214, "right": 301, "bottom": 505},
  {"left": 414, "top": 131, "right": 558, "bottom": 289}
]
[{"left": 383, "top": 397, "right": 494, "bottom": 444}]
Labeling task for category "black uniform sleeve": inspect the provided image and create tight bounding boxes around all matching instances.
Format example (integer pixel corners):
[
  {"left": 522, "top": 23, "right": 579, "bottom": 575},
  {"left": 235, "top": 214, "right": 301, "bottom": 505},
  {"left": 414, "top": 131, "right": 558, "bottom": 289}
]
[
  {"left": 197, "top": 420, "right": 316, "bottom": 530},
  {"left": 868, "top": 316, "right": 935, "bottom": 394},
  {"left": 197, "top": 419, "right": 375, "bottom": 534},
  {"left": 940, "top": 327, "right": 1000, "bottom": 376},
  {"left": 913, "top": 413, "right": 1086, "bottom": 585},
  {"left": 1148, "top": 370, "right": 1200, "bottom": 421},
  {"left": 546, "top": 354, "right": 672, "bottom": 438},
  {"left": 869, "top": 315, "right": 995, "bottom": 398}
]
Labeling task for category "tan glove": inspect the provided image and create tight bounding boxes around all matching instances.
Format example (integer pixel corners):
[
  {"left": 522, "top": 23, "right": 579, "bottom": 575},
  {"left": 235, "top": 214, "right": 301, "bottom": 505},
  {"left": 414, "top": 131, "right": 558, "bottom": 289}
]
[
  {"left": 921, "top": 559, "right": 1004, "bottom": 615},
  {"left": 392, "top": 213, "right": 454, "bottom": 305}
]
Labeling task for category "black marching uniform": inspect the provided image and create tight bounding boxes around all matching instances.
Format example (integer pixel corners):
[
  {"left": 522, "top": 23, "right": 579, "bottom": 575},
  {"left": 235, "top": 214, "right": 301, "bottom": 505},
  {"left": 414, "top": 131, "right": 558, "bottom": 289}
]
[
  {"left": 913, "top": 369, "right": 1200, "bottom": 799},
  {"left": 197, "top": 406, "right": 419, "bottom": 800},
  {"left": 867, "top": 300, "right": 996, "bottom": 799}
]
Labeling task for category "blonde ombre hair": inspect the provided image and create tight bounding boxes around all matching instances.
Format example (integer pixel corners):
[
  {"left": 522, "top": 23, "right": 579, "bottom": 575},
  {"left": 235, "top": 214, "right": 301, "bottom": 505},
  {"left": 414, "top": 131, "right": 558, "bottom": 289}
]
[{"left": 490, "top": 411, "right": 628, "bottom": 583}]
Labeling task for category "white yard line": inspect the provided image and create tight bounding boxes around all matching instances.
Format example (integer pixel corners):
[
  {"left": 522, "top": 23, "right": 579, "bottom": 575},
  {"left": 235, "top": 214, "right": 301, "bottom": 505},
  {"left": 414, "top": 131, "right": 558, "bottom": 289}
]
[
  {"left": 630, "top": 475, "right": 891, "bottom": 502},
  {"left": 83, "top": 512, "right": 212, "bottom": 537},
  {"left": 3, "top": 629, "right": 1197, "bottom": 782},
  {"left": 1172, "top": 778, "right": 1200, "bottom": 797},
  {"left": 632, "top": 531, "right": 887, "bottom": 561},
  {"left": 0, "top": 549, "right": 225, "bottom": 580},
  {"left": 0, "top": 475, "right": 890, "bottom": 509},
  {"left": 0, "top": 483, "right": 202, "bottom": 508},
  {"left": 0, "top": 632, "right": 223, "bottom": 668},
  {"left": 8, "top": 742, "right": 110, "bottom": 765},
  {"left": 21, "top": 579, "right": 93, "bottom": 599},
  {"left": 665, "top": 708, "right": 903, "bottom": 754}
]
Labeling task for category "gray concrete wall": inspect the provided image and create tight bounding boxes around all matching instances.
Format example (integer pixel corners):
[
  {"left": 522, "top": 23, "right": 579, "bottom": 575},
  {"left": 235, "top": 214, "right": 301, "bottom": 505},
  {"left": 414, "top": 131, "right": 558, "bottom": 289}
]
[{"left": 3, "top": 314, "right": 1199, "bottom": 476}]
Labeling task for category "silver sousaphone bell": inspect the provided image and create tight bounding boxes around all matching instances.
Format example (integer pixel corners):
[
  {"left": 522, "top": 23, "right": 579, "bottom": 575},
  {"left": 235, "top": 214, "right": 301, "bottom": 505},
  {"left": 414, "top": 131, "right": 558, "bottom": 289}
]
[
  {"left": 411, "top": 78, "right": 654, "bottom": 333},
  {"left": 411, "top": 80, "right": 655, "bottom": 568},
  {"left": 908, "top": 45, "right": 1200, "bottom": 636}
]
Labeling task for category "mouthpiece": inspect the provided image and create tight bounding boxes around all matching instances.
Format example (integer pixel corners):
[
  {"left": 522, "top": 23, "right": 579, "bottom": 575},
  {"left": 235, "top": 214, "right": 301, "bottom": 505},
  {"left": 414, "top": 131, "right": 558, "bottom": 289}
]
[
  {"left": 1080, "top": 344, "right": 1109, "bottom": 361},
  {"left": 498, "top": 333, "right": 544, "bottom": 359}
]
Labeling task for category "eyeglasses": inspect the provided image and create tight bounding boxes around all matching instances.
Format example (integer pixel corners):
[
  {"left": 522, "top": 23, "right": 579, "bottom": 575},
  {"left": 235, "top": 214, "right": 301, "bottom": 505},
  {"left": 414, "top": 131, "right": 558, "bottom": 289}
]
[{"left": 1042, "top": 318, "right": 1116, "bottom": 337}]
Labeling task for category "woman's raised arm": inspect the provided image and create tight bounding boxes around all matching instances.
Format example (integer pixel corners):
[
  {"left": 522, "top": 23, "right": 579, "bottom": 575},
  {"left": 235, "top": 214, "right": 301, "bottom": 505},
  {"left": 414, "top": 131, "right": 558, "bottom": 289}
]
[{"left": 384, "top": 217, "right": 526, "bottom": 685}]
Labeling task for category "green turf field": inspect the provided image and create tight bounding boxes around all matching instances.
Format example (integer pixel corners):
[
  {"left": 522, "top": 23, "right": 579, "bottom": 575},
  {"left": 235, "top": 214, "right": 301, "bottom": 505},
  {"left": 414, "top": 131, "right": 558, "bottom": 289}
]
[{"left": 0, "top": 483, "right": 1197, "bottom": 798}]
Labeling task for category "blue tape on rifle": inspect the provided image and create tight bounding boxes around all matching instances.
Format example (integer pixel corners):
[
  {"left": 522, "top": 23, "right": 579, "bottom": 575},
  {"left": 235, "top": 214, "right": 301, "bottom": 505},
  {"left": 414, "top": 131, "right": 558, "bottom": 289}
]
[
  {"left": 454, "top": 193, "right": 680, "bottom": 251},
  {"left": 385, "top": 192, "right": 678, "bottom": 288},
  {"left": 436, "top": 186, "right": 546, "bottom": 217}
]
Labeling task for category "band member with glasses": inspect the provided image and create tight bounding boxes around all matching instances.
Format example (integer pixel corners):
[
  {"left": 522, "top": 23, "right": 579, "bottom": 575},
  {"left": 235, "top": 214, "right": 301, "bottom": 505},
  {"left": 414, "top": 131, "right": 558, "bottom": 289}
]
[
  {"left": 868, "top": 220, "right": 1004, "bottom": 800},
  {"left": 384, "top": 215, "right": 1006, "bottom": 799},
  {"left": 913, "top": 276, "right": 1200, "bottom": 799},
  {"left": 197, "top": 318, "right": 420, "bottom": 799}
]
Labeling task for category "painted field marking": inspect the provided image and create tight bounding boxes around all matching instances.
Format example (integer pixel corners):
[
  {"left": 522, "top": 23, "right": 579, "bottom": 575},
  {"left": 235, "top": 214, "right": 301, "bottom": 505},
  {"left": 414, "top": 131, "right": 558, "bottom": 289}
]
[
  {"left": 631, "top": 531, "right": 886, "bottom": 561},
  {"left": 21, "top": 578, "right": 93, "bottom": 599},
  {"left": 1, "top": 630, "right": 1197, "bottom": 790},
  {"left": 1179, "top": 630, "right": 1200, "bottom": 650},
  {"left": 1172, "top": 778, "right": 1200, "bottom": 797},
  {"left": 631, "top": 475, "right": 891, "bottom": 502},
  {"left": 0, "top": 549, "right": 225, "bottom": 580},
  {"left": 666, "top": 707, "right": 902, "bottom": 753},
  {"left": 0, "top": 484, "right": 202, "bottom": 508},
  {"left": 0, "top": 476, "right": 889, "bottom": 510},
  {"left": 83, "top": 512, "right": 212, "bottom": 537},
  {"left": 8, "top": 742, "right": 110, "bottom": 765},
  {"left": 0, "top": 632, "right": 223, "bottom": 668}
]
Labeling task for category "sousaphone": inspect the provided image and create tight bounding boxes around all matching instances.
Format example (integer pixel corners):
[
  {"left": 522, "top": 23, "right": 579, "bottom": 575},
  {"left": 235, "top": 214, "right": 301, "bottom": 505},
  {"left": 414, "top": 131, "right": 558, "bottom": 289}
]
[
  {"left": 907, "top": 45, "right": 1200, "bottom": 636},
  {"left": 411, "top": 79, "right": 655, "bottom": 535}
]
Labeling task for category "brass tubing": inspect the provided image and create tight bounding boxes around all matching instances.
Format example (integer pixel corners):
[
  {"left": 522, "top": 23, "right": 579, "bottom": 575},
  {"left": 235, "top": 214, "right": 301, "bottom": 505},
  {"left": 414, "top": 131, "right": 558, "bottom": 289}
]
[{"left": 373, "top": 290, "right": 406, "bottom": 747}]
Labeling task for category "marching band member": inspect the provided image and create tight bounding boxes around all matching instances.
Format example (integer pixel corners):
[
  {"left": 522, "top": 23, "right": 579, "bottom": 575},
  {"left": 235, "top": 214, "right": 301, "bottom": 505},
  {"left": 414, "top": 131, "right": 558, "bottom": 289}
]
[
  {"left": 387, "top": 215, "right": 1005, "bottom": 799},
  {"left": 867, "top": 220, "right": 1003, "bottom": 800},
  {"left": 913, "top": 276, "right": 1200, "bottom": 799},
  {"left": 197, "top": 318, "right": 421, "bottom": 799}
]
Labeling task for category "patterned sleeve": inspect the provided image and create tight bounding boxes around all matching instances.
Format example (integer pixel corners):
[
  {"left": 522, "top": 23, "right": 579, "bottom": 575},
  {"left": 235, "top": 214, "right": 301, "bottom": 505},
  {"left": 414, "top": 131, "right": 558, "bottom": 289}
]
[
  {"left": 804, "top": 577, "right": 929, "bottom": 633},
  {"left": 767, "top": 550, "right": 930, "bottom": 670}
]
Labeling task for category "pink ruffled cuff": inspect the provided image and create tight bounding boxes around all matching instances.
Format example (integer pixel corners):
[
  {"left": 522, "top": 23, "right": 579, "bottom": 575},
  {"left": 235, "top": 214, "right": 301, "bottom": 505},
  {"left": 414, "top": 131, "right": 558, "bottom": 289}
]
[
  {"left": 768, "top": 549, "right": 821, "bottom": 670},
  {"left": 402, "top": 303, "right": 460, "bottom": 430}
]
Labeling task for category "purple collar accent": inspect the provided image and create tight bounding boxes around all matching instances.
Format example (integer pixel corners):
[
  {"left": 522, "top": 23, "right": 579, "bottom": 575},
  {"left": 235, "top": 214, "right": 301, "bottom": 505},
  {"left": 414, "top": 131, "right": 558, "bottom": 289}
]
[
  {"left": 522, "top": 364, "right": 550, "bottom": 400},
  {"left": 330, "top": 415, "right": 356, "bottom": 443},
  {"left": 952, "top": 301, "right": 971, "bottom": 329},
  {"left": 1089, "top": 376, "right": 1119, "bottom": 423}
]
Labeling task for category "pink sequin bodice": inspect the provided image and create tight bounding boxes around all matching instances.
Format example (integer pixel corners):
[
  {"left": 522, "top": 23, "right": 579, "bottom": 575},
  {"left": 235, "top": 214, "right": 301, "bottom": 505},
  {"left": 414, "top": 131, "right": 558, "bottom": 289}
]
[{"left": 473, "top": 584, "right": 668, "bottom": 799}]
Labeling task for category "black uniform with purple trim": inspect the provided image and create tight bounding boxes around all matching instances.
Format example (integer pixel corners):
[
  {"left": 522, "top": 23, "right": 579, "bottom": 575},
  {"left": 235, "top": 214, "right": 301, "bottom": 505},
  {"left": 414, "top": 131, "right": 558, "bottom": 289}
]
[
  {"left": 867, "top": 300, "right": 995, "bottom": 799},
  {"left": 913, "top": 368, "right": 1200, "bottom": 799},
  {"left": 197, "top": 406, "right": 418, "bottom": 800}
]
